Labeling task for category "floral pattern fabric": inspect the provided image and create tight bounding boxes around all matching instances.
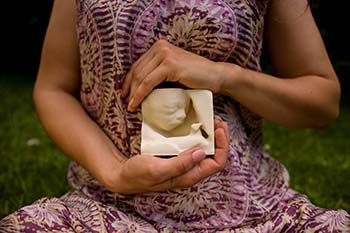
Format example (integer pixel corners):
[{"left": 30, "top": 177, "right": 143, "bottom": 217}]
[{"left": 1, "top": 0, "right": 349, "bottom": 232}]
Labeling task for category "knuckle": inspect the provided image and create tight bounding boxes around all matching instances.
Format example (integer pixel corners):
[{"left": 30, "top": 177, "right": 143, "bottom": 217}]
[
  {"left": 176, "top": 160, "right": 189, "bottom": 174},
  {"left": 162, "top": 56, "right": 175, "bottom": 66},
  {"left": 155, "top": 39, "right": 169, "bottom": 48},
  {"left": 155, "top": 41, "right": 172, "bottom": 55},
  {"left": 133, "top": 72, "right": 142, "bottom": 81},
  {"left": 162, "top": 56, "right": 176, "bottom": 73},
  {"left": 143, "top": 76, "right": 153, "bottom": 87}
]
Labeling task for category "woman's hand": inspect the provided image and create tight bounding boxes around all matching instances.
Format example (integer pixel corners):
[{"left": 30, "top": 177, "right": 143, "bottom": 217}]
[
  {"left": 106, "top": 119, "right": 229, "bottom": 194},
  {"left": 121, "top": 40, "right": 224, "bottom": 112}
]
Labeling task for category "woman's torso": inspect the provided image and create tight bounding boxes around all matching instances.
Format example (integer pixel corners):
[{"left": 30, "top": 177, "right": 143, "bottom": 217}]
[{"left": 68, "top": 0, "right": 290, "bottom": 230}]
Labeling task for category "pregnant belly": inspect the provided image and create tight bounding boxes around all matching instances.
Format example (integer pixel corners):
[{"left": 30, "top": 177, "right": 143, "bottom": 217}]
[{"left": 133, "top": 166, "right": 249, "bottom": 230}]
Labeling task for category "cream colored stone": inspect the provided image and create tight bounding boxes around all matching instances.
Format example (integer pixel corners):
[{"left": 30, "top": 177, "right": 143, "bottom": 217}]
[{"left": 141, "top": 88, "right": 214, "bottom": 156}]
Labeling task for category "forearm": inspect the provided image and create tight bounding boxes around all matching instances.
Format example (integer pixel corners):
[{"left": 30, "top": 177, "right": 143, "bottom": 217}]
[
  {"left": 33, "top": 86, "right": 125, "bottom": 188},
  {"left": 218, "top": 63, "right": 340, "bottom": 129}
]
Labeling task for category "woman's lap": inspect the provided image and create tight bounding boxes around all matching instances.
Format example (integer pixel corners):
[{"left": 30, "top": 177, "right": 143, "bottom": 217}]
[
  {"left": 0, "top": 191, "right": 157, "bottom": 233},
  {"left": 1, "top": 189, "right": 349, "bottom": 232}
]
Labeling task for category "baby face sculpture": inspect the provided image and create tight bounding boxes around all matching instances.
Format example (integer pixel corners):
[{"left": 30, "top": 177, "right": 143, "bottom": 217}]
[
  {"left": 142, "top": 88, "right": 190, "bottom": 131},
  {"left": 141, "top": 88, "right": 215, "bottom": 156}
]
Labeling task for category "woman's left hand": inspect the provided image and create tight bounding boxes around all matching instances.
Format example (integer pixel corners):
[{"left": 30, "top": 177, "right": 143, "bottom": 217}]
[{"left": 121, "top": 39, "right": 224, "bottom": 112}]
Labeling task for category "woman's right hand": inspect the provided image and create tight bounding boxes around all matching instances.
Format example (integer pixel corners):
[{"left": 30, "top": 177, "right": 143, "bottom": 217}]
[{"left": 105, "top": 119, "right": 229, "bottom": 194}]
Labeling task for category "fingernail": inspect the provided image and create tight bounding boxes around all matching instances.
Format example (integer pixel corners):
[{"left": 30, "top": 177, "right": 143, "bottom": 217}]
[
  {"left": 128, "top": 98, "right": 134, "bottom": 111},
  {"left": 192, "top": 150, "right": 206, "bottom": 162}
]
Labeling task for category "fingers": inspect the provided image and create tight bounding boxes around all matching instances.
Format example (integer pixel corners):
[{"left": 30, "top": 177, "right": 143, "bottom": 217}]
[
  {"left": 121, "top": 54, "right": 168, "bottom": 111},
  {"left": 153, "top": 147, "right": 206, "bottom": 182},
  {"left": 121, "top": 47, "right": 157, "bottom": 98},
  {"left": 127, "top": 65, "right": 169, "bottom": 111},
  {"left": 215, "top": 118, "right": 229, "bottom": 139},
  {"left": 173, "top": 120, "right": 228, "bottom": 185},
  {"left": 151, "top": 120, "right": 230, "bottom": 192},
  {"left": 121, "top": 40, "right": 178, "bottom": 111},
  {"left": 212, "top": 120, "right": 229, "bottom": 167},
  {"left": 119, "top": 120, "right": 230, "bottom": 194},
  {"left": 117, "top": 147, "right": 206, "bottom": 193},
  {"left": 128, "top": 58, "right": 162, "bottom": 105},
  {"left": 153, "top": 119, "right": 229, "bottom": 183}
]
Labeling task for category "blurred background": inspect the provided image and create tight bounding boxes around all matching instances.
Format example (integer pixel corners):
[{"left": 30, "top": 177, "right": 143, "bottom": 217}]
[{"left": 0, "top": 0, "right": 349, "bottom": 219}]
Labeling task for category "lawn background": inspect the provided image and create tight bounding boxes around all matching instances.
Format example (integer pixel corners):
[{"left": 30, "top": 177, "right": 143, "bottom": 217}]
[
  {"left": 0, "top": 75, "right": 349, "bottom": 219},
  {"left": 1, "top": 0, "right": 350, "bottom": 220}
]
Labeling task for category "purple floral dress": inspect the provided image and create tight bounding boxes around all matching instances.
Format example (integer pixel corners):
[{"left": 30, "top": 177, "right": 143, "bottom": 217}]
[{"left": 1, "top": 0, "right": 349, "bottom": 232}]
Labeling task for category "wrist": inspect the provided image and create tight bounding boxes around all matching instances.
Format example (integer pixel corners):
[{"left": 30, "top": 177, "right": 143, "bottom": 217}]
[
  {"left": 216, "top": 62, "right": 246, "bottom": 98},
  {"left": 99, "top": 153, "right": 126, "bottom": 193}
]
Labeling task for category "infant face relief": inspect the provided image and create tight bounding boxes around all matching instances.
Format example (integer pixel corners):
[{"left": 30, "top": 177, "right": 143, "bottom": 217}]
[{"left": 141, "top": 88, "right": 215, "bottom": 157}]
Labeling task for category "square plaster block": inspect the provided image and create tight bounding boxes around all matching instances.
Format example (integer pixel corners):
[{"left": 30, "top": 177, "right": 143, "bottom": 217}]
[{"left": 141, "top": 88, "right": 214, "bottom": 157}]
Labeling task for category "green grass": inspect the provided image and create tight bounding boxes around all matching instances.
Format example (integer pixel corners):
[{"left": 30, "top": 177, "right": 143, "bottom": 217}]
[
  {"left": 0, "top": 76, "right": 70, "bottom": 219},
  {"left": 0, "top": 75, "right": 349, "bottom": 220},
  {"left": 263, "top": 111, "right": 350, "bottom": 211}
]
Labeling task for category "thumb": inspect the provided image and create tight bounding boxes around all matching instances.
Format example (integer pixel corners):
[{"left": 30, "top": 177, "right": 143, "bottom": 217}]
[{"left": 156, "top": 147, "right": 206, "bottom": 181}]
